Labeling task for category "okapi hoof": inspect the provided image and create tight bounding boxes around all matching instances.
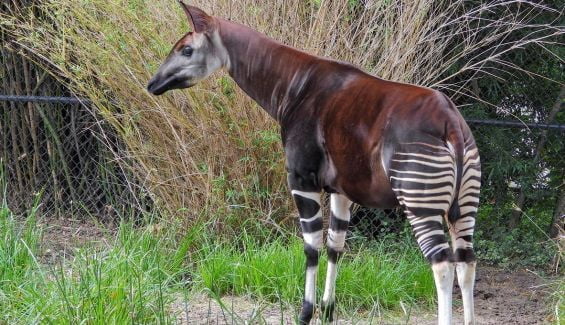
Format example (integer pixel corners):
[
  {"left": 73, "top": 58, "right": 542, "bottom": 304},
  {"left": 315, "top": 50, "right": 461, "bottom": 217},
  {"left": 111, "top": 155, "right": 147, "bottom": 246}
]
[
  {"left": 299, "top": 300, "right": 315, "bottom": 325},
  {"left": 321, "top": 301, "right": 336, "bottom": 322}
]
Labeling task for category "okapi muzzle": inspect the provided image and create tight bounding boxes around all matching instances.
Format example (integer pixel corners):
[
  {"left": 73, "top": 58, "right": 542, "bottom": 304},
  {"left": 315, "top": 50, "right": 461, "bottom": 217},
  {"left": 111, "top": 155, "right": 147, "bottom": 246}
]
[
  {"left": 147, "top": 65, "right": 195, "bottom": 96},
  {"left": 147, "top": 2, "right": 481, "bottom": 325}
]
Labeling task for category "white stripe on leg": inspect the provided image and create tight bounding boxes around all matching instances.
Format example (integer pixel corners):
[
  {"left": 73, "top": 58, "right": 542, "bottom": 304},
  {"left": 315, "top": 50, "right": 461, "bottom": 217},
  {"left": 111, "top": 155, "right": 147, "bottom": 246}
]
[
  {"left": 457, "top": 262, "right": 476, "bottom": 325},
  {"left": 303, "top": 230, "right": 323, "bottom": 249},
  {"left": 291, "top": 190, "right": 322, "bottom": 204},
  {"left": 330, "top": 194, "right": 352, "bottom": 219},
  {"left": 304, "top": 266, "right": 317, "bottom": 306},
  {"left": 322, "top": 261, "right": 337, "bottom": 304},
  {"left": 432, "top": 261, "right": 454, "bottom": 325},
  {"left": 327, "top": 229, "right": 347, "bottom": 250}
]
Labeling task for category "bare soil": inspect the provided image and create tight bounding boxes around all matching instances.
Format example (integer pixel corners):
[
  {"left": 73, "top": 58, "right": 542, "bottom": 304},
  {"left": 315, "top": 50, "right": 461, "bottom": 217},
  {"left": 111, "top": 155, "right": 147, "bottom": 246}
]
[
  {"left": 38, "top": 216, "right": 115, "bottom": 264},
  {"left": 415, "top": 266, "right": 554, "bottom": 325},
  {"left": 463, "top": 266, "right": 552, "bottom": 325},
  {"left": 169, "top": 266, "right": 555, "bottom": 324}
]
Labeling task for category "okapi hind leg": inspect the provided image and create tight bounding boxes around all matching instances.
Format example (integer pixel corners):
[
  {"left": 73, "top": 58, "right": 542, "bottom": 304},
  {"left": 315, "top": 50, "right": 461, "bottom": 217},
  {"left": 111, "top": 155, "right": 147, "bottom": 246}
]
[
  {"left": 449, "top": 140, "right": 480, "bottom": 325},
  {"left": 431, "top": 259, "right": 456, "bottom": 325},
  {"left": 321, "top": 193, "right": 352, "bottom": 322},
  {"left": 290, "top": 186, "right": 323, "bottom": 325},
  {"left": 406, "top": 207, "right": 455, "bottom": 325},
  {"left": 389, "top": 142, "right": 457, "bottom": 325}
]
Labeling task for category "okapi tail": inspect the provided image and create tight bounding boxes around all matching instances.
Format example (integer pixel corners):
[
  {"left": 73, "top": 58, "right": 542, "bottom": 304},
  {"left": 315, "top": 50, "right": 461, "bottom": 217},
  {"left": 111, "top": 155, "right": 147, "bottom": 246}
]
[{"left": 445, "top": 107, "right": 466, "bottom": 224}]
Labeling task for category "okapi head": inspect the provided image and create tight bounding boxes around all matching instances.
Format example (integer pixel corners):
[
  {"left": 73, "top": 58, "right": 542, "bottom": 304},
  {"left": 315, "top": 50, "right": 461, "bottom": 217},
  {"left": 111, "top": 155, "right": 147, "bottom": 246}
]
[{"left": 147, "top": 2, "right": 229, "bottom": 95}]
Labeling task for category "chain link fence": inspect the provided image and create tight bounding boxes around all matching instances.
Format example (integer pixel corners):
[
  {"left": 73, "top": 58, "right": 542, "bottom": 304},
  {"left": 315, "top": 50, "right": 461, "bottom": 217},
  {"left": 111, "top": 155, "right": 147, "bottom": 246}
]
[{"left": 0, "top": 54, "right": 150, "bottom": 221}]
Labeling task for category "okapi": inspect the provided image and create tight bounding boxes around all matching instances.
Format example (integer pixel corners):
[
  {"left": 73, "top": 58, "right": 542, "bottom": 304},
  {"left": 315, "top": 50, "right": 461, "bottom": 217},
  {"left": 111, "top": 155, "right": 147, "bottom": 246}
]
[{"left": 147, "top": 2, "right": 481, "bottom": 325}]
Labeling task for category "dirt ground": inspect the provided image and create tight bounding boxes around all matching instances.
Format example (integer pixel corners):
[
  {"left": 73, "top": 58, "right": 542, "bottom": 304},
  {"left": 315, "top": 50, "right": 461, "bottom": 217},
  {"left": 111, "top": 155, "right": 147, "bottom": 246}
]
[
  {"left": 38, "top": 216, "right": 114, "bottom": 264},
  {"left": 412, "top": 265, "right": 554, "bottom": 325},
  {"left": 40, "top": 217, "right": 556, "bottom": 324},
  {"left": 170, "top": 265, "right": 555, "bottom": 324}
]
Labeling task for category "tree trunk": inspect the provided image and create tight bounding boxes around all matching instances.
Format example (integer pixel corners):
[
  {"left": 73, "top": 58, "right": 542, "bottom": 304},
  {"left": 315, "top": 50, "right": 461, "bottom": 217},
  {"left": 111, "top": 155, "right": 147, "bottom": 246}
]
[
  {"left": 509, "top": 86, "right": 565, "bottom": 227},
  {"left": 549, "top": 187, "right": 565, "bottom": 238}
]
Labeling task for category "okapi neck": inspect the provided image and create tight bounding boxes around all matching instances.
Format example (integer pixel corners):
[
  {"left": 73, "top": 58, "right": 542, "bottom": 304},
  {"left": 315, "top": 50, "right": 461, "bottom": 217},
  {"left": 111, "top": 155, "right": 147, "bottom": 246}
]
[{"left": 218, "top": 18, "right": 317, "bottom": 122}]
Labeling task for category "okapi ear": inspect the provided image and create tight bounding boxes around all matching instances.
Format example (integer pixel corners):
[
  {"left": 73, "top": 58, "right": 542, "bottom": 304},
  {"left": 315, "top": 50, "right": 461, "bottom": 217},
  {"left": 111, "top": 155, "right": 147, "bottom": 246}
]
[{"left": 178, "top": 1, "right": 213, "bottom": 33}]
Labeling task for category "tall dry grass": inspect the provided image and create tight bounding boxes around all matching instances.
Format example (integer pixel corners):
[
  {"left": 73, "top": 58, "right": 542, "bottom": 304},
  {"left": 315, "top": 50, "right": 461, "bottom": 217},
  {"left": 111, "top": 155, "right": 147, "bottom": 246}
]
[{"left": 1, "top": 0, "right": 561, "bottom": 227}]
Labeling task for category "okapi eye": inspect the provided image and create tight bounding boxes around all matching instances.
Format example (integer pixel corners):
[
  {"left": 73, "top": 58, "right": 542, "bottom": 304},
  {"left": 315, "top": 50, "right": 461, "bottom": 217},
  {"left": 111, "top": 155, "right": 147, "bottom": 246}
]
[{"left": 182, "top": 46, "right": 193, "bottom": 57}]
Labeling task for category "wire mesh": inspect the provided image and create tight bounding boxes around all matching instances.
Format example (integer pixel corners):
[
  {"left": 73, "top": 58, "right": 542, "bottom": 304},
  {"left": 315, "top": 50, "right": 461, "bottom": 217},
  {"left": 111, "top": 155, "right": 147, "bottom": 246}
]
[{"left": 0, "top": 59, "right": 150, "bottom": 221}]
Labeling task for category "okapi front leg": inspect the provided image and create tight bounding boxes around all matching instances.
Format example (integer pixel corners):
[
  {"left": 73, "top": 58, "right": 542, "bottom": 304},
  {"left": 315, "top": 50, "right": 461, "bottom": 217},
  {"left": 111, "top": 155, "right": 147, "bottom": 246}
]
[
  {"left": 321, "top": 193, "right": 352, "bottom": 322},
  {"left": 291, "top": 189, "right": 323, "bottom": 325}
]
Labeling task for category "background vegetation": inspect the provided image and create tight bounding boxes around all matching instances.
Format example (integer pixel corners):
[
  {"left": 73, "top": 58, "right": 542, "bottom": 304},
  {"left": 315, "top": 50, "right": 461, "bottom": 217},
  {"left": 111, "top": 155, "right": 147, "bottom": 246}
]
[{"left": 0, "top": 0, "right": 563, "bottom": 322}]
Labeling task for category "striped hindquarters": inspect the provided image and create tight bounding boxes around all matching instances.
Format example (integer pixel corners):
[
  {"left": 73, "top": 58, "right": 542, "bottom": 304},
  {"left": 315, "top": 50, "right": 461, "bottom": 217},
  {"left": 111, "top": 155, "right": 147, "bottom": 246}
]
[{"left": 388, "top": 142, "right": 457, "bottom": 262}]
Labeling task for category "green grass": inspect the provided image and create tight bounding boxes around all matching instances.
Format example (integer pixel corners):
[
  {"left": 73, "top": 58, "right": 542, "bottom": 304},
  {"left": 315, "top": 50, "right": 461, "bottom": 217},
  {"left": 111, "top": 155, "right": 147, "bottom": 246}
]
[
  {"left": 547, "top": 273, "right": 564, "bottom": 325},
  {"left": 193, "top": 231, "right": 435, "bottom": 312},
  {"left": 0, "top": 201, "right": 199, "bottom": 324},
  {"left": 0, "top": 197, "right": 434, "bottom": 323},
  {"left": 557, "top": 280, "right": 564, "bottom": 325},
  {"left": 0, "top": 196, "right": 41, "bottom": 292}
]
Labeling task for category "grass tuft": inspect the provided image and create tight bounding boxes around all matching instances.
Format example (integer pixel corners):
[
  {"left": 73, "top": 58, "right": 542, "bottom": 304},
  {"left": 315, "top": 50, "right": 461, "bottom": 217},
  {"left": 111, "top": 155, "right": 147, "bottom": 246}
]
[
  {"left": 0, "top": 201, "right": 195, "bottom": 323},
  {"left": 193, "top": 234, "right": 434, "bottom": 312}
]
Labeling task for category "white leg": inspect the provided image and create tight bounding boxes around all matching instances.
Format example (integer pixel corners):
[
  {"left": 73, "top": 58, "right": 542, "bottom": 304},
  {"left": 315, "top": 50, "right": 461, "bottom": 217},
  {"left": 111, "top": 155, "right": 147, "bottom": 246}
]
[
  {"left": 432, "top": 261, "right": 455, "bottom": 325},
  {"left": 457, "top": 262, "right": 476, "bottom": 325},
  {"left": 305, "top": 266, "right": 318, "bottom": 308},
  {"left": 322, "top": 261, "right": 337, "bottom": 306},
  {"left": 321, "top": 194, "right": 351, "bottom": 321}
]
